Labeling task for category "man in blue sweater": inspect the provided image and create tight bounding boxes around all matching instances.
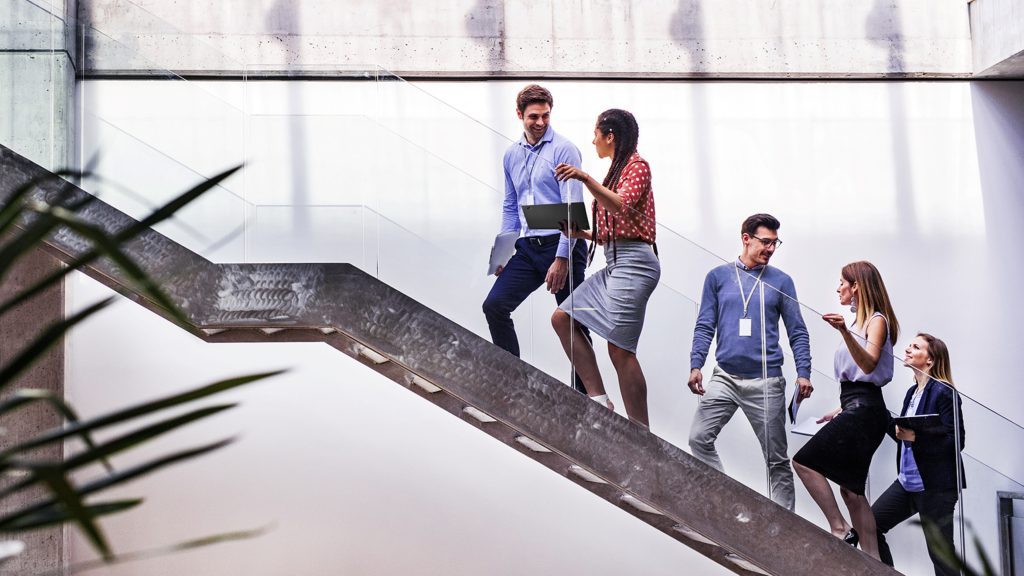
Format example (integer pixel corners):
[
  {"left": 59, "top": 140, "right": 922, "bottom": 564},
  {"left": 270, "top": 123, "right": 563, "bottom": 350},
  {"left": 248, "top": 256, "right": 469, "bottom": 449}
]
[{"left": 687, "top": 213, "right": 813, "bottom": 511}]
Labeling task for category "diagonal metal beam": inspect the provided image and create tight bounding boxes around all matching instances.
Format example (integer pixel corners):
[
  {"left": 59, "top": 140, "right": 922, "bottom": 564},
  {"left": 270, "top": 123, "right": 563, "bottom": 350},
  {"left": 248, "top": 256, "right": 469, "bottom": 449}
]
[{"left": 0, "top": 144, "right": 898, "bottom": 576}]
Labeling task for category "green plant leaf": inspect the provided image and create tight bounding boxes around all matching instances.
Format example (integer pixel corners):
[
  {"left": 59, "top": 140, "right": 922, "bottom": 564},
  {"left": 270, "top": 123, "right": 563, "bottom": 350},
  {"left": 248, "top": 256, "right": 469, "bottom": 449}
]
[
  {"left": 0, "top": 389, "right": 113, "bottom": 473},
  {"left": 28, "top": 525, "right": 269, "bottom": 576},
  {"left": 0, "top": 371, "right": 282, "bottom": 459},
  {"left": 0, "top": 168, "right": 91, "bottom": 238},
  {"left": 0, "top": 500, "right": 142, "bottom": 532},
  {"left": 31, "top": 465, "right": 113, "bottom": 560},
  {"left": 0, "top": 298, "right": 113, "bottom": 393},
  {"left": 0, "top": 439, "right": 232, "bottom": 530},
  {"left": 0, "top": 405, "right": 236, "bottom": 501},
  {"left": 74, "top": 438, "right": 234, "bottom": 495},
  {"left": 0, "top": 165, "right": 239, "bottom": 324},
  {"left": 0, "top": 205, "right": 187, "bottom": 326},
  {"left": 122, "top": 165, "right": 241, "bottom": 239},
  {"left": 0, "top": 210, "right": 65, "bottom": 279}
]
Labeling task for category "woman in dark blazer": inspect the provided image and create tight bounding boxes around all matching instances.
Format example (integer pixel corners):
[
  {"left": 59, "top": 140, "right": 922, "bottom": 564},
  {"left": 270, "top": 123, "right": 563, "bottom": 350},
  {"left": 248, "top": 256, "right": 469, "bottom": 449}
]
[{"left": 872, "top": 333, "right": 965, "bottom": 576}]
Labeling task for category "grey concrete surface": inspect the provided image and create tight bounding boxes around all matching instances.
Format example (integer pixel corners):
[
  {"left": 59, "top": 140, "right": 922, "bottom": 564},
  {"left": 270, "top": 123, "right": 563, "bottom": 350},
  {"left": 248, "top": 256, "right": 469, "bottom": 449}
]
[
  {"left": 78, "top": 0, "right": 972, "bottom": 78},
  {"left": 0, "top": 249, "right": 66, "bottom": 576},
  {"left": 970, "top": 0, "right": 1024, "bottom": 77},
  {"left": 1, "top": 0, "right": 77, "bottom": 171},
  {"left": 0, "top": 2, "right": 76, "bottom": 572},
  {"left": 0, "top": 53, "right": 75, "bottom": 170}
]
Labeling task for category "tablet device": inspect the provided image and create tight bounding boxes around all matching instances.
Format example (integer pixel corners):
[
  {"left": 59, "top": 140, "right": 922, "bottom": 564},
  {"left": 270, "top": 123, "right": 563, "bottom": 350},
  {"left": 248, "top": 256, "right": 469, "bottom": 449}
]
[
  {"left": 522, "top": 202, "right": 590, "bottom": 231},
  {"left": 894, "top": 414, "right": 942, "bottom": 432}
]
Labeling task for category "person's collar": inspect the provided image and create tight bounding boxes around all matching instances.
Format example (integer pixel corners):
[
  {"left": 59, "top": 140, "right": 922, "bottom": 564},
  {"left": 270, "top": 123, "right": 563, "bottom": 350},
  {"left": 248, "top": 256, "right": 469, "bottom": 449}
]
[
  {"left": 735, "top": 257, "right": 765, "bottom": 272},
  {"left": 520, "top": 125, "right": 554, "bottom": 148}
]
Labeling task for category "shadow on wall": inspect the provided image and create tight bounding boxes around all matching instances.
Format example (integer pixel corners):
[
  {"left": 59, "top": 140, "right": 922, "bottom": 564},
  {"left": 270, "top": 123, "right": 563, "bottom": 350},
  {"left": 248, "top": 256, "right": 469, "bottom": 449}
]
[
  {"left": 867, "top": 0, "right": 917, "bottom": 237},
  {"left": 465, "top": 0, "right": 506, "bottom": 68},
  {"left": 465, "top": 0, "right": 508, "bottom": 225},
  {"left": 971, "top": 81, "right": 1024, "bottom": 423},
  {"left": 669, "top": 0, "right": 715, "bottom": 236},
  {"left": 267, "top": 0, "right": 310, "bottom": 242}
]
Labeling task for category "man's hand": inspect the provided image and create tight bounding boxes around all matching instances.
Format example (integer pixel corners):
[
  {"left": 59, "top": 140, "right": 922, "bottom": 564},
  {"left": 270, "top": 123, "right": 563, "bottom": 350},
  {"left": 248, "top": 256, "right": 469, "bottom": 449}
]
[
  {"left": 796, "top": 377, "right": 813, "bottom": 400},
  {"left": 687, "top": 368, "right": 704, "bottom": 395},
  {"left": 545, "top": 257, "right": 569, "bottom": 293},
  {"left": 494, "top": 265, "right": 504, "bottom": 277}
]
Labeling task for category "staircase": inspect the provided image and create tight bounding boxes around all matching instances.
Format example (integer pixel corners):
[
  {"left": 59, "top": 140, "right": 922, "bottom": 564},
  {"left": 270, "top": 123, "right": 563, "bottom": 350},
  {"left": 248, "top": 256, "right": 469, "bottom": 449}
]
[{"left": 0, "top": 143, "right": 898, "bottom": 576}]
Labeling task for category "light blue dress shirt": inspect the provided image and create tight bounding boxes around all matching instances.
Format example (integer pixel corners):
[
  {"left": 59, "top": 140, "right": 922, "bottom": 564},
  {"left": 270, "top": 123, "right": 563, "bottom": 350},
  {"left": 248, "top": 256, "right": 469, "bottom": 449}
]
[{"left": 500, "top": 125, "right": 583, "bottom": 259}]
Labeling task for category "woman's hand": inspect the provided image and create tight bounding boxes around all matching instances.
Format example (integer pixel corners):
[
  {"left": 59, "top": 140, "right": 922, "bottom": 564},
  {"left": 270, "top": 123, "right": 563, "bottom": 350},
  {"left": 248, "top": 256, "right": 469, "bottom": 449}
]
[
  {"left": 555, "top": 163, "right": 588, "bottom": 183},
  {"left": 557, "top": 220, "right": 591, "bottom": 240},
  {"left": 822, "top": 313, "right": 848, "bottom": 333},
  {"left": 895, "top": 425, "right": 916, "bottom": 443},
  {"left": 817, "top": 407, "right": 842, "bottom": 424}
]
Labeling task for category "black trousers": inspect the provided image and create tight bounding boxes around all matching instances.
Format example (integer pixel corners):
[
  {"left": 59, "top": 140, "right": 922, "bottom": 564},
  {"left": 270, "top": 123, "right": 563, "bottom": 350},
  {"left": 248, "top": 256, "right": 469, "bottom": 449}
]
[{"left": 872, "top": 479, "right": 959, "bottom": 576}]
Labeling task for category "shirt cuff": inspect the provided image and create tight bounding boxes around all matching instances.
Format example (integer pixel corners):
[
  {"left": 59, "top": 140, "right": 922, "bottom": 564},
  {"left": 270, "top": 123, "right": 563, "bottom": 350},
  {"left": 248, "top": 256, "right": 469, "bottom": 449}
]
[{"left": 555, "top": 238, "right": 572, "bottom": 259}]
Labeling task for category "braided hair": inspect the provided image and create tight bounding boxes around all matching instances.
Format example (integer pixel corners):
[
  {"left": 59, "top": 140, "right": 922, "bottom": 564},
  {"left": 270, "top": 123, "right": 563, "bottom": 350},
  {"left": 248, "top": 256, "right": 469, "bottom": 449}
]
[
  {"left": 590, "top": 109, "right": 640, "bottom": 265},
  {"left": 597, "top": 109, "right": 639, "bottom": 192}
]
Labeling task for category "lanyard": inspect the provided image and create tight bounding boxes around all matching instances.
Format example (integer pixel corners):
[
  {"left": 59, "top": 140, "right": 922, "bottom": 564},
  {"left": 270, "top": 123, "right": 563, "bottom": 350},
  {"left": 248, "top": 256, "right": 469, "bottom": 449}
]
[
  {"left": 522, "top": 139, "right": 548, "bottom": 206},
  {"left": 734, "top": 263, "right": 766, "bottom": 318}
]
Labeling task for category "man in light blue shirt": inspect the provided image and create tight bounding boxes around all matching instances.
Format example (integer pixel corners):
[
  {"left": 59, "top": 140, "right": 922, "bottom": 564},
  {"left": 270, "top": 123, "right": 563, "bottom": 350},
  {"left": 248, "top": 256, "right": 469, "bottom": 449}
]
[{"left": 482, "top": 84, "right": 589, "bottom": 392}]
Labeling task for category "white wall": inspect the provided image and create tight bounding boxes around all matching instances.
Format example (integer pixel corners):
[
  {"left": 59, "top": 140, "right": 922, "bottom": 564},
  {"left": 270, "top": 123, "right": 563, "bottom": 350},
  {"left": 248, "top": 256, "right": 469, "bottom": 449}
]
[{"left": 71, "top": 78, "right": 1024, "bottom": 575}]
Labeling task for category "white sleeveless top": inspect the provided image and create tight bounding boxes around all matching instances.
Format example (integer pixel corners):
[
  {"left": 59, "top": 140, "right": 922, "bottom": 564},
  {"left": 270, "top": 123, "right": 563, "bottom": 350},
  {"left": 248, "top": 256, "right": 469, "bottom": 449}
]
[{"left": 834, "top": 312, "right": 894, "bottom": 387}]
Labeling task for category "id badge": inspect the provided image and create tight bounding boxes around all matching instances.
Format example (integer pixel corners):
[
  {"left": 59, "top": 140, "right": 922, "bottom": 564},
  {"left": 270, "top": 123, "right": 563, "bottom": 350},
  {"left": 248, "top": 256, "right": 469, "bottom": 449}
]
[{"left": 738, "top": 317, "right": 752, "bottom": 337}]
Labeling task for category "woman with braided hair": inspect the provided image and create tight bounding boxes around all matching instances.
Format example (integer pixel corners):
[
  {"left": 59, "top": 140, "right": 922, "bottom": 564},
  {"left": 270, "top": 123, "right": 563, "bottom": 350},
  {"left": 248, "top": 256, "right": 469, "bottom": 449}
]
[{"left": 551, "top": 108, "right": 660, "bottom": 427}]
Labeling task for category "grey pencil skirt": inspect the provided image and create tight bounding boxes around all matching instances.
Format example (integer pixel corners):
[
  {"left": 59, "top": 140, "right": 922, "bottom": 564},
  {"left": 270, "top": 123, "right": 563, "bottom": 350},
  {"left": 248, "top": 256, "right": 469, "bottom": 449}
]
[{"left": 557, "top": 240, "right": 660, "bottom": 354}]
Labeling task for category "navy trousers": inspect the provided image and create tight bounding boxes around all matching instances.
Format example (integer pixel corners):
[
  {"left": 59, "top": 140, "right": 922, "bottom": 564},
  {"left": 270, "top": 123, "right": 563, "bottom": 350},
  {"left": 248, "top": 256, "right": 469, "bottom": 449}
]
[
  {"left": 873, "top": 479, "right": 959, "bottom": 576},
  {"left": 483, "top": 235, "right": 589, "bottom": 393}
]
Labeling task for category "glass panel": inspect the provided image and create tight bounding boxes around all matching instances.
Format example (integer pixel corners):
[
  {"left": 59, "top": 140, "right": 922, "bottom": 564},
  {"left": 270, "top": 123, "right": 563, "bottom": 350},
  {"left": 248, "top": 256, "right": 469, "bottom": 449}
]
[
  {"left": 955, "top": 402, "right": 1024, "bottom": 572},
  {"left": 79, "top": 21, "right": 247, "bottom": 261},
  {"left": 245, "top": 205, "right": 371, "bottom": 268}
]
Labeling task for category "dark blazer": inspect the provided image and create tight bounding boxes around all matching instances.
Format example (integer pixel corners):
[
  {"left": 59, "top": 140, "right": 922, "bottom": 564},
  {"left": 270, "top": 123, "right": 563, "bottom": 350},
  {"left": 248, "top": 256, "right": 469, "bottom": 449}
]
[{"left": 887, "top": 377, "right": 967, "bottom": 490}]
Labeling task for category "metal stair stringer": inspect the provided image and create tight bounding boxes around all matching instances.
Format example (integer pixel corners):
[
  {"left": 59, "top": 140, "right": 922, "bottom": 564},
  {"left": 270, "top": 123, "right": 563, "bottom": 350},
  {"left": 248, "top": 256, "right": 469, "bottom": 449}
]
[{"left": 0, "top": 144, "right": 898, "bottom": 576}]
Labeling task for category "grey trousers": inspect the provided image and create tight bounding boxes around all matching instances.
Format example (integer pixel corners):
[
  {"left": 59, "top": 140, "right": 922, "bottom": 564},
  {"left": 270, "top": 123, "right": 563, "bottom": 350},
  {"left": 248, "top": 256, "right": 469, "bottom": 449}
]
[{"left": 688, "top": 366, "right": 795, "bottom": 510}]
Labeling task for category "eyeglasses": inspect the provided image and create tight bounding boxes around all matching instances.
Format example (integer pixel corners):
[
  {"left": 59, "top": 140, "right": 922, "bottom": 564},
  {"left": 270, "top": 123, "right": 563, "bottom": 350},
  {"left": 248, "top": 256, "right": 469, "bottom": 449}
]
[{"left": 749, "top": 234, "right": 782, "bottom": 248}]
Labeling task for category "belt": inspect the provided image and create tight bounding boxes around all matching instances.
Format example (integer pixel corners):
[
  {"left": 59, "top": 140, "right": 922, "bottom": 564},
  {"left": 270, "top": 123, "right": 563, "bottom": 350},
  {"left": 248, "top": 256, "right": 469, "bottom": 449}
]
[{"left": 525, "top": 234, "right": 561, "bottom": 247}]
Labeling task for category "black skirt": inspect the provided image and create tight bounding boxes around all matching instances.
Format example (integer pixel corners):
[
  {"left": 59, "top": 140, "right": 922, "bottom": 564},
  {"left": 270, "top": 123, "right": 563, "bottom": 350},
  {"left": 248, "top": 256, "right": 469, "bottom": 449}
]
[{"left": 793, "top": 381, "right": 889, "bottom": 495}]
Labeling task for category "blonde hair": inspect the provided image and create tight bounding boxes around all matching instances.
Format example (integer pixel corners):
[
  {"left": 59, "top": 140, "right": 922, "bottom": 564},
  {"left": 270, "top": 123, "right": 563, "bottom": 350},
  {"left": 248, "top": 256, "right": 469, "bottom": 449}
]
[
  {"left": 841, "top": 261, "right": 899, "bottom": 345},
  {"left": 917, "top": 332, "right": 955, "bottom": 386}
]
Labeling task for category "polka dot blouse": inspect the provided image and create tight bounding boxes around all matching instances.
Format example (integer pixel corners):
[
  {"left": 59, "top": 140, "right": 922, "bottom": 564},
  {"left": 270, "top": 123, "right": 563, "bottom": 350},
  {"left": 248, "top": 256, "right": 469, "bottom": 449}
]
[{"left": 594, "top": 152, "right": 656, "bottom": 245}]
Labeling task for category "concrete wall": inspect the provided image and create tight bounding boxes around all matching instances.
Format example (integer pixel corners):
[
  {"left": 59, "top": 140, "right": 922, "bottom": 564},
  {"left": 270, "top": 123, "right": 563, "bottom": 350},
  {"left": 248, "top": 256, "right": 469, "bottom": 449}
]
[
  {"left": 78, "top": 0, "right": 973, "bottom": 77},
  {"left": 0, "top": 0, "right": 76, "bottom": 572},
  {"left": 970, "top": 0, "right": 1024, "bottom": 76},
  {"left": 67, "top": 77, "right": 1024, "bottom": 576},
  {"left": 0, "top": 0, "right": 77, "bottom": 169},
  {"left": 0, "top": 251, "right": 66, "bottom": 576}
]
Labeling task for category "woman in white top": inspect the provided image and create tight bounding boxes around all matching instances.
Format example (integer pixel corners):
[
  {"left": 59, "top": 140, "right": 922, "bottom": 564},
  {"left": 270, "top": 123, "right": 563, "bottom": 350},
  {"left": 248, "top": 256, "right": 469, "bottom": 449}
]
[{"left": 793, "top": 261, "right": 899, "bottom": 561}]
